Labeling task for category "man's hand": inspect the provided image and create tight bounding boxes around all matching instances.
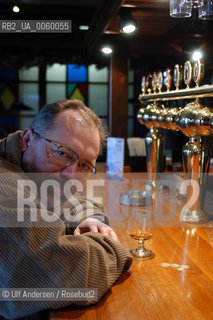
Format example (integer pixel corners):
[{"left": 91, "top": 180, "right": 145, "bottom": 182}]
[{"left": 74, "top": 217, "right": 119, "bottom": 242}]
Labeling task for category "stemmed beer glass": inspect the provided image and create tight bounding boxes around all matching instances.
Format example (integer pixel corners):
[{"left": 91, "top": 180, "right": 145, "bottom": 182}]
[{"left": 127, "top": 209, "right": 154, "bottom": 259}]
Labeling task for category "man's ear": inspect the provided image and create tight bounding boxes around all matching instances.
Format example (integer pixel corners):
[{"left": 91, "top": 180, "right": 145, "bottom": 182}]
[{"left": 21, "top": 128, "right": 33, "bottom": 152}]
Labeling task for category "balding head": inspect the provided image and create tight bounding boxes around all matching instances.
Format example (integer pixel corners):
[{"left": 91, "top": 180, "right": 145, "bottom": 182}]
[{"left": 30, "top": 99, "right": 107, "bottom": 154}]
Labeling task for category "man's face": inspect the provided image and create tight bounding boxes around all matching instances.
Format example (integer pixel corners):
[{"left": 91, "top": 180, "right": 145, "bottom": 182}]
[{"left": 21, "top": 110, "right": 100, "bottom": 175}]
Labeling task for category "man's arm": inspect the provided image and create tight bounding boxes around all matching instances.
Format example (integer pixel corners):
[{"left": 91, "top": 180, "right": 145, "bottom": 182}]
[
  {"left": 0, "top": 221, "right": 132, "bottom": 319},
  {"left": 0, "top": 172, "right": 133, "bottom": 319},
  {"left": 62, "top": 195, "right": 115, "bottom": 238}
]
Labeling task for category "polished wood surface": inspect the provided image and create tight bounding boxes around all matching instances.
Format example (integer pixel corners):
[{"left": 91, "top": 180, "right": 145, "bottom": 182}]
[{"left": 50, "top": 174, "right": 213, "bottom": 320}]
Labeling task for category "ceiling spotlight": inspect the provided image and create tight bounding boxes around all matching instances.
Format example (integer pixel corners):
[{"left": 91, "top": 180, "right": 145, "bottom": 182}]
[
  {"left": 101, "top": 46, "right": 113, "bottom": 55},
  {"left": 13, "top": 5, "right": 20, "bottom": 13},
  {"left": 192, "top": 50, "right": 202, "bottom": 61},
  {"left": 122, "top": 24, "right": 136, "bottom": 34},
  {"left": 120, "top": 8, "right": 137, "bottom": 34}
]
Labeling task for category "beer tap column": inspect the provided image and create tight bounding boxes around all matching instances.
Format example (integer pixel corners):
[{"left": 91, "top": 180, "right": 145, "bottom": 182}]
[
  {"left": 138, "top": 71, "right": 165, "bottom": 187},
  {"left": 145, "top": 126, "right": 165, "bottom": 186},
  {"left": 179, "top": 59, "right": 210, "bottom": 222}
]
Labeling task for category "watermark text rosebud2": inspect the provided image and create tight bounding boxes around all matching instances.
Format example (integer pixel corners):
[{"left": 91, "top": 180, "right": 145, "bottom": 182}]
[{"left": 17, "top": 179, "right": 105, "bottom": 223}]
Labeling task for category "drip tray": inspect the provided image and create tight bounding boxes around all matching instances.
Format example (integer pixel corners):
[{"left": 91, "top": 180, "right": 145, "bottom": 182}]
[{"left": 120, "top": 190, "right": 152, "bottom": 206}]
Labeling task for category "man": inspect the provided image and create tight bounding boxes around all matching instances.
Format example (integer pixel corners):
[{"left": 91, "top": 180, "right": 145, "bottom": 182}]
[{"left": 0, "top": 99, "right": 133, "bottom": 319}]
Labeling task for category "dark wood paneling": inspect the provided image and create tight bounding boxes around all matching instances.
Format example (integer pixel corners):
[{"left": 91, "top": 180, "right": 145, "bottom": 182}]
[
  {"left": 109, "top": 52, "right": 128, "bottom": 139},
  {"left": 85, "top": 0, "right": 123, "bottom": 52}
]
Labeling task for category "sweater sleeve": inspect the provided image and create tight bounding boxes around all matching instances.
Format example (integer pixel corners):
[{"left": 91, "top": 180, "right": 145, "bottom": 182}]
[
  {"left": 0, "top": 225, "right": 132, "bottom": 319},
  {"left": 61, "top": 195, "right": 109, "bottom": 228},
  {"left": 0, "top": 167, "right": 133, "bottom": 319},
  {"left": 61, "top": 195, "right": 110, "bottom": 234}
]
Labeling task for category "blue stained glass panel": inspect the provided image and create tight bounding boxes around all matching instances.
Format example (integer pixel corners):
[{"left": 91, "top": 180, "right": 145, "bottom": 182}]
[{"left": 67, "top": 64, "right": 87, "bottom": 82}]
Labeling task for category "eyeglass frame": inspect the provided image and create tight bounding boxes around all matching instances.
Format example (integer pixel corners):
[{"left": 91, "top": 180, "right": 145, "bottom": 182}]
[{"left": 31, "top": 129, "right": 97, "bottom": 174}]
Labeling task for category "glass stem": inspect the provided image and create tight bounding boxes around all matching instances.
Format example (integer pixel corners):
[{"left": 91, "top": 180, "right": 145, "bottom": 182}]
[{"left": 138, "top": 239, "right": 145, "bottom": 250}]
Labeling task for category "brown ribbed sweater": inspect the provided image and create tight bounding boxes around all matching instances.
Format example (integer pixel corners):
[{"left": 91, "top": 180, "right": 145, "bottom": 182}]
[{"left": 0, "top": 131, "right": 133, "bottom": 319}]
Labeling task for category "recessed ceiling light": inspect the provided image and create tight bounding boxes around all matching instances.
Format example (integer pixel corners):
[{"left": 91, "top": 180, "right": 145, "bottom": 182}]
[
  {"left": 79, "top": 25, "right": 89, "bottom": 30},
  {"left": 101, "top": 46, "right": 113, "bottom": 55},
  {"left": 13, "top": 5, "right": 20, "bottom": 13},
  {"left": 120, "top": 8, "right": 137, "bottom": 34},
  {"left": 122, "top": 24, "right": 136, "bottom": 34}
]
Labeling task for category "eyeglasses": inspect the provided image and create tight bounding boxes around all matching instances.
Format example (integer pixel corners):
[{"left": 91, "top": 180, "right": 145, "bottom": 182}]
[{"left": 32, "top": 130, "right": 97, "bottom": 174}]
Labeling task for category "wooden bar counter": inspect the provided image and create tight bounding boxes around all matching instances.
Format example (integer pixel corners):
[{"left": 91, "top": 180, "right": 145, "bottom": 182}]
[{"left": 50, "top": 173, "right": 213, "bottom": 320}]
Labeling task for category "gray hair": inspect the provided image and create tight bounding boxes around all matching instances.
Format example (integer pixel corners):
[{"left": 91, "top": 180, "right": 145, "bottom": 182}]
[{"left": 30, "top": 99, "right": 108, "bottom": 154}]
